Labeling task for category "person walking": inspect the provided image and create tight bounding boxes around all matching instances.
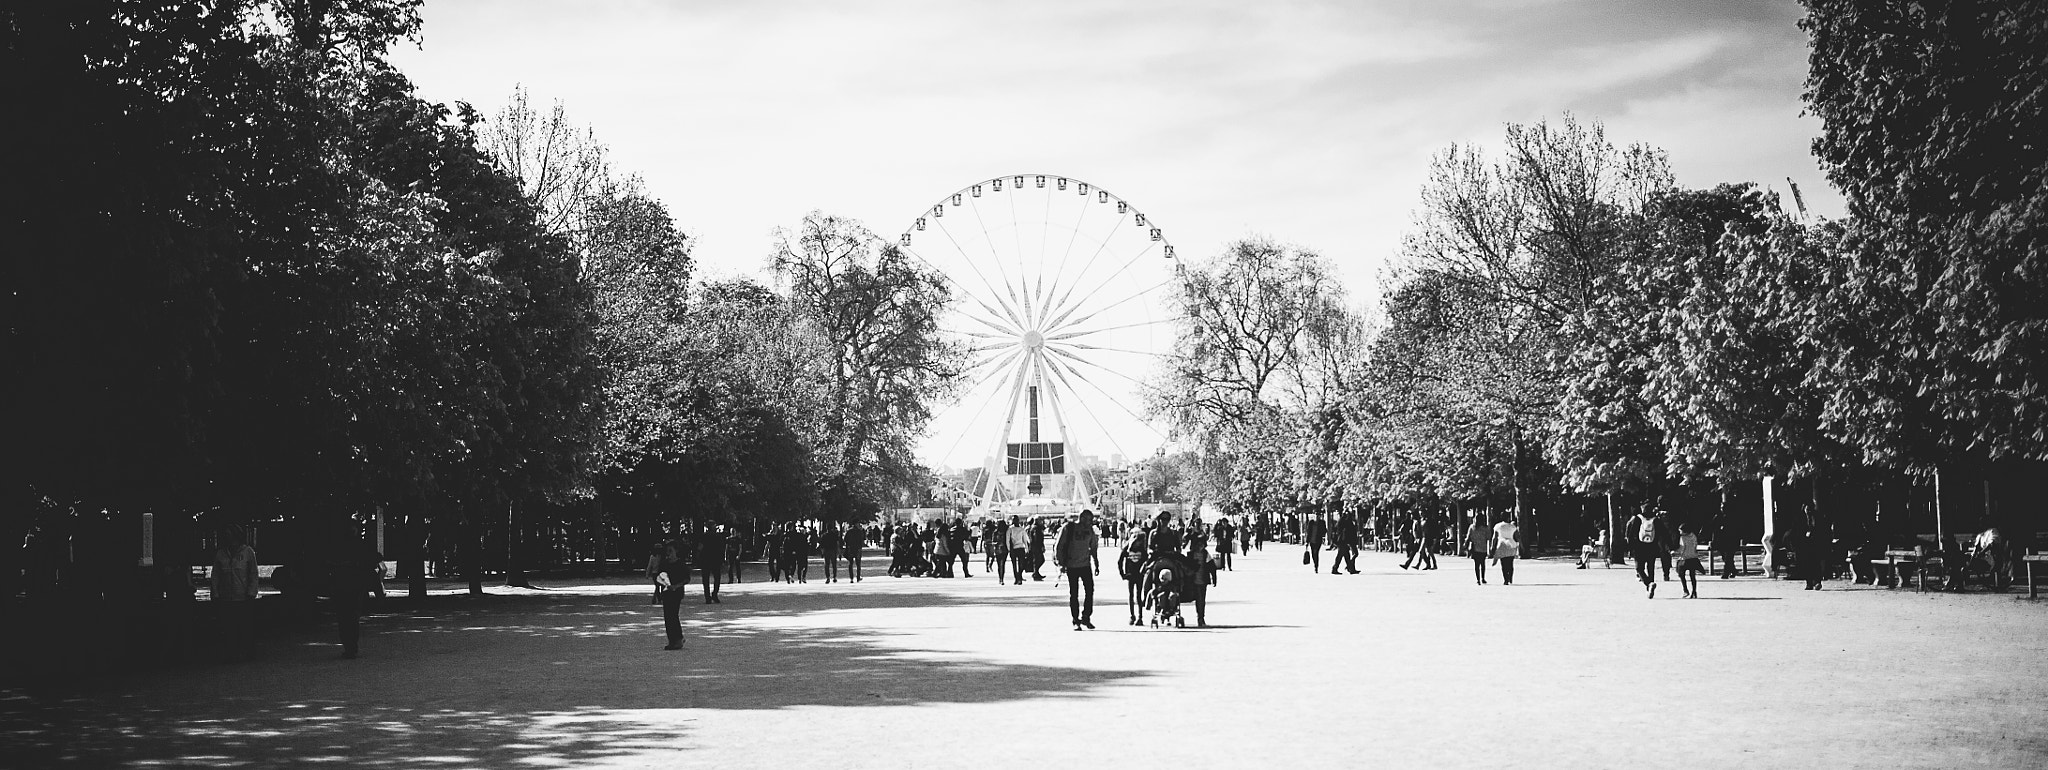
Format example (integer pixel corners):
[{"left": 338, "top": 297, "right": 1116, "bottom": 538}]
[
  {"left": 1491, "top": 514, "right": 1521, "bottom": 585},
  {"left": 1213, "top": 517, "right": 1235, "bottom": 571},
  {"left": 987, "top": 518, "right": 1009, "bottom": 583},
  {"left": 1056, "top": 510, "right": 1102, "bottom": 630},
  {"left": 1027, "top": 517, "right": 1048, "bottom": 581},
  {"left": 1146, "top": 511, "right": 1183, "bottom": 556},
  {"left": 982, "top": 519, "right": 1002, "bottom": 577},
  {"left": 1331, "top": 512, "right": 1361, "bottom": 574},
  {"left": 1464, "top": 512, "right": 1491, "bottom": 585},
  {"left": 795, "top": 525, "right": 815, "bottom": 583},
  {"left": 1006, "top": 516, "right": 1031, "bottom": 584},
  {"left": 1655, "top": 510, "right": 1678, "bottom": 582},
  {"left": 724, "top": 525, "right": 746, "bottom": 584},
  {"left": 1398, "top": 515, "right": 1421, "bottom": 570},
  {"left": 329, "top": 534, "right": 383, "bottom": 659},
  {"left": 1711, "top": 511, "right": 1740, "bottom": 579},
  {"left": 1675, "top": 522, "right": 1704, "bottom": 598},
  {"left": 820, "top": 522, "right": 842, "bottom": 584},
  {"left": 1184, "top": 533, "right": 1214, "bottom": 627},
  {"left": 1416, "top": 514, "right": 1440, "bottom": 570},
  {"left": 210, "top": 524, "right": 260, "bottom": 662},
  {"left": 1117, "top": 528, "right": 1151, "bottom": 626},
  {"left": 842, "top": 522, "right": 864, "bottom": 582},
  {"left": 948, "top": 518, "right": 974, "bottom": 578},
  {"left": 696, "top": 525, "right": 725, "bottom": 603},
  {"left": 1796, "top": 525, "right": 1829, "bottom": 590},
  {"left": 649, "top": 538, "right": 688, "bottom": 650},
  {"left": 1304, "top": 514, "right": 1327, "bottom": 573},
  {"left": 1626, "top": 507, "right": 1660, "bottom": 598}
]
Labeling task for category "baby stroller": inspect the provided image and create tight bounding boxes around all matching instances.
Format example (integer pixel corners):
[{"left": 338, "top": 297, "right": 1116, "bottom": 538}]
[{"left": 1142, "top": 553, "right": 1199, "bottom": 629}]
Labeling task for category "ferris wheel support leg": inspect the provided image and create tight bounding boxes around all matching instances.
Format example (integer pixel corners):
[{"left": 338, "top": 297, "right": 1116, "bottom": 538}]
[
  {"left": 1038, "top": 377, "right": 1092, "bottom": 504},
  {"left": 979, "top": 352, "right": 1035, "bottom": 512}
]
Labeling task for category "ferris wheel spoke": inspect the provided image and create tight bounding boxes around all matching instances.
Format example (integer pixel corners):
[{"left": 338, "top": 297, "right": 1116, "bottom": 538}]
[
  {"left": 964, "top": 194, "right": 1031, "bottom": 326},
  {"left": 1008, "top": 188, "right": 1035, "bottom": 327},
  {"left": 1055, "top": 341, "right": 1172, "bottom": 358},
  {"left": 1043, "top": 344, "right": 1152, "bottom": 390},
  {"left": 962, "top": 314, "right": 1020, "bottom": 338},
  {"left": 1047, "top": 274, "right": 1173, "bottom": 337},
  {"left": 1037, "top": 180, "right": 1057, "bottom": 324},
  {"left": 905, "top": 241, "right": 1025, "bottom": 332},
  {"left": 1038, "top": 363, "right": 1135, "bottom": 470},
  {"left": 1043, "top": 355, "right": 1167, "bottom": 442},
  {"left": 1046, "top": 316, "right": 1175, "bottom": 342},
  {"left": 928, "top": 217, "right": 1030, "bottom": 329},
  {"left": 1041, "top": 211, "right": 1134, "bottom": 331},
  {"left": 963, "top": 345, "right": 1020, "bottom": 372},
  {"left": 1038, "top": 188, "right": 1094, "bottom": 327},
  {"left": 959, "top": 326, "right": 1022, "bottom": 342},
  {"left": 1042, "top": 241, "right": 1160, "bottom": 332},
  {"left": 950, "top": 348, "right": 1032, "bottom": 475}
]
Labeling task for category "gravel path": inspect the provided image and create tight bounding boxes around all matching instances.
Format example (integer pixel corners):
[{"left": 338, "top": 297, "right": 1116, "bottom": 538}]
[{"left": 4, "top": 546, "right": 2045, "bottom": 768}]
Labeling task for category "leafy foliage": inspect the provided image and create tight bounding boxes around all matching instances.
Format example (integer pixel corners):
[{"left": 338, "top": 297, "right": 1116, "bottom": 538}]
[
  {"left": 772, "top": 213, "right": 962, "bottom": 521},
  {"left": 1801, "top": 0, "right": 2048, "bottom": 466}
]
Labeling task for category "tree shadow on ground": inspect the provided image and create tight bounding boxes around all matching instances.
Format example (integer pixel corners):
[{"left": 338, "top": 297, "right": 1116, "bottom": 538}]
[{"left": 0, "top": 585, "right": 1152, "bottom": 767}]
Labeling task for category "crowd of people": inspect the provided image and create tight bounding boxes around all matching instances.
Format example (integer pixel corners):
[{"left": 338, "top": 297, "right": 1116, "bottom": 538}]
[
  {"left": 190, "top": 504, "right": 2031, "bottom": 659},
  {"left": 634, "top": 502, "right": 2040, "bottom": 649},
  {"left": 640, "top": 509, "right": 1266, "bottom": 643}
]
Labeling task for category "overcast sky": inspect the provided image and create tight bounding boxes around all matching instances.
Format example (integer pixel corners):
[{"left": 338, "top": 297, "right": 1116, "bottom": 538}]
[
  {"left": 388, "top": 0, "right": 1844, "bottom": 470},
  {"left": 390, "top": 0, "right": 1841, "bottom": 290}
]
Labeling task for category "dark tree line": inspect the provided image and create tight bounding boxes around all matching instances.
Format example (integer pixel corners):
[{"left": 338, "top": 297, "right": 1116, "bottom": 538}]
[{"left": 4, "top": 1, "right": 953, "bottom": 603}]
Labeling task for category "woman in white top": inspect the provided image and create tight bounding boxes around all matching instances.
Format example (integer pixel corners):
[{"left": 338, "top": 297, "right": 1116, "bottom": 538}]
[
  {"left": 1490, "top": 515, "right": 1521, "bottom": 585},
  {"left": 1674, "top": 523, "right": 1704, "bottom": 598}
]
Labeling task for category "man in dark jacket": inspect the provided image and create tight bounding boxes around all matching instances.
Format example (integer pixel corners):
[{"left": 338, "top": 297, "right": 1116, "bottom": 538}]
[
  {"left": 695, "top": 526, "right": 725, "bottom": 603},
  {"left": 650, "top": 538, "right": 688, "bottom": 649},
  {"left": 1056, "top": 510, "right": 1102, "bottom": 630},
  {"left": 1331, "top": 512, "right": 1361, "bottom": 575}
]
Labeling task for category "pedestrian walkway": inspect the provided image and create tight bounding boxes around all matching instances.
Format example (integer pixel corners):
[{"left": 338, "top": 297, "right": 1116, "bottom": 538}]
[{"left": 2, "top": 546, "right": 2043, "bottom": 768}]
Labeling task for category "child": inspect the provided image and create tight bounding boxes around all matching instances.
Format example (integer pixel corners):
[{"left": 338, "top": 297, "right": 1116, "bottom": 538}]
[
  {"left": 1675, "top": 523, "right": 1704, "bottom": 598},
  {"left": 1148, "top": 567, "right": 1181, "bottom": 625}
]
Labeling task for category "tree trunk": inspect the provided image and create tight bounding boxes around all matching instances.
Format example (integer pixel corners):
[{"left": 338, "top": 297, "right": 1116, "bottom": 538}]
[
  {"left": 1933, "top": 467, "right": 1945, "bottom": 544},
  {"left": 465, "top": 517, "right": 483, "bottom": 597},
  {"left": 505, "top": 500, "right": 531, "bottom": 588}
]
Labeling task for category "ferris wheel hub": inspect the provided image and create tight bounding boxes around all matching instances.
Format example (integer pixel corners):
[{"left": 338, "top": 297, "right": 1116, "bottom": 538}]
[{"left": 1023, "top": 329, "right": 1044, "bottom": 349}]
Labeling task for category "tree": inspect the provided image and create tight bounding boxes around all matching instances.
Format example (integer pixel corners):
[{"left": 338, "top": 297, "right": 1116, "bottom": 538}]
[
  {"left": 1801, "top": 0, "right": 2048, "bottom": 467},
  {"left": 480, "top": 84, "right": 610, "bottom": 241},
  {"left": 1151, "top": 237, "right": 1353, "bottom": 516},
  {"left": 1547, "top": 183, "right": 1779, "bottom": 495},
  {"left": 1356, "top": 115, "right": 1674, "bottom": 539},
  {"left": 771, "top": 213, "right": 960, "bottom": 521}
]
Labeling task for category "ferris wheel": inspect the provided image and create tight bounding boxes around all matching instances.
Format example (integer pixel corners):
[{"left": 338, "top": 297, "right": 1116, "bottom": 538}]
[{"left": 897, "top": 174, "right": 1185, "bottom": 511}]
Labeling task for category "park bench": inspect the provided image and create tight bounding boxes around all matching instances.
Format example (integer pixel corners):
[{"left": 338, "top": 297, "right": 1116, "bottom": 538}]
[{"left": 1878, "top": 549, "right": 1927, "bottom": 590}]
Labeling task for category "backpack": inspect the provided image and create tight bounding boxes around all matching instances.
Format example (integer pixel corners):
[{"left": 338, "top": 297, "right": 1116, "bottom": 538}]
[{"left": 1637, "top": 516, "right": 1658, "bottom": 544}]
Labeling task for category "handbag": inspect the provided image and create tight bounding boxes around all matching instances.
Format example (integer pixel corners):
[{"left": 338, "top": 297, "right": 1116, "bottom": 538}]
[{"left": 1301, "top": 550, "right": 1311, "bottom": 565}]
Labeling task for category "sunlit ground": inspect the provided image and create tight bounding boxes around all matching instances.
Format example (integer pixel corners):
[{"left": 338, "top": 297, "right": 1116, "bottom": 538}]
[{"left": 4, "top": 547, "right": 2045, "bottom": 768}]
